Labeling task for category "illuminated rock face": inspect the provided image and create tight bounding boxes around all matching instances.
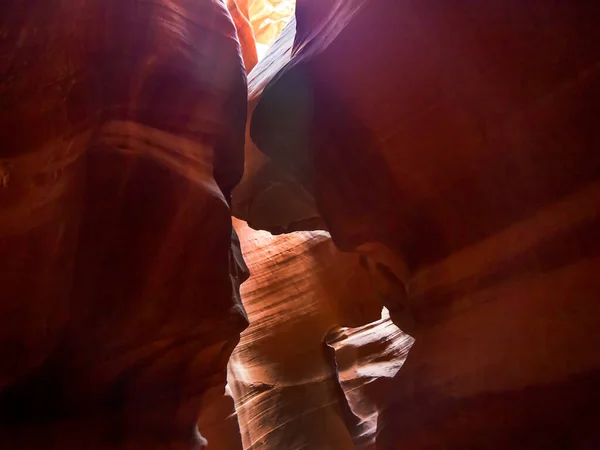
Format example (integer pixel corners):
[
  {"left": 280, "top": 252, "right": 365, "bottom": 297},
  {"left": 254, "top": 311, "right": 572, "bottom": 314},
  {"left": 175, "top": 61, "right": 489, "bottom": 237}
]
[
  {"left": 228, "top": 0, "right": 296, "bottom": 61},
  {"left": 228, "top": 220, "right": 412, "bottom": 450},
  {"left": 0, "top": 1, "right": 248, "bottom": 448},
  {"left": 243, "top": 0, "right": 600, "bottom": 448}
]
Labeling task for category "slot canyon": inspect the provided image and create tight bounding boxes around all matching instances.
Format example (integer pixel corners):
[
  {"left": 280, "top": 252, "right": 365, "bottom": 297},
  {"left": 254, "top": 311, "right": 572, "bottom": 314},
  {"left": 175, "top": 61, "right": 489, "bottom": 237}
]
[{"left": 1, "top": 0, "right": 599, "bottom": 449}]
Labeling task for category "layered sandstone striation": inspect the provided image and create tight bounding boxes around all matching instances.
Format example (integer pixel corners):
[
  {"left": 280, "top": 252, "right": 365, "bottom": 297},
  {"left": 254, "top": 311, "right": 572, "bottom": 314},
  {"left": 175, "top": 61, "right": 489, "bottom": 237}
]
[
  {"left": 232, "top": 18, "right": 324, "bottom": 234},
  {"left": 228, "top": 0, "right": 296, "bottom": 62},
  {"left": 0, "top": 1, "right": 248, "bottom": 448},
  {"left": 228, "top": 219, "right": 412, "bottom": 449},
  {"left": 325, "top": 309, "right": 413, "bottom": 448},
  {"left": 243, "top": 0, "right": 600, "bottom": 447},
  {"left": 3, "top": 0, "right": 600, "bottom": 448}
]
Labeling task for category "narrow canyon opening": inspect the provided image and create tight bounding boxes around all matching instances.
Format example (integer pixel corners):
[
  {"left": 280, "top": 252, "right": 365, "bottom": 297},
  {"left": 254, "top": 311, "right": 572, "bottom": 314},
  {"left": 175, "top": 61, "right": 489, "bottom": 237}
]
[
  {"left": 227, "top": 0, "right": 297, "bottom": 72},
  {"left": 218, "top": 5, "right": 418, "bottom": 447},
  {"left": 246, "top": 0, "right": 296, "bottom": 60}
]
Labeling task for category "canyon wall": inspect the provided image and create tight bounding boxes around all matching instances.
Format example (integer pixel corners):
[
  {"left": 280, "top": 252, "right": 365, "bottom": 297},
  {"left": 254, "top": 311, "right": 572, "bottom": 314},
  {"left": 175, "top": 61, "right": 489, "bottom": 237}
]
[
  {"left": 241, "top": 0, "right": 600, "bottom": 447},
  {"left": 0, "top": 1, "right": 248, "bottom": 448},
  {"left": 2, "top": 0, "right": 600, "bottom": 448},
  {"left": 228, "top": 220, "right": 413, "bottom": 450}
]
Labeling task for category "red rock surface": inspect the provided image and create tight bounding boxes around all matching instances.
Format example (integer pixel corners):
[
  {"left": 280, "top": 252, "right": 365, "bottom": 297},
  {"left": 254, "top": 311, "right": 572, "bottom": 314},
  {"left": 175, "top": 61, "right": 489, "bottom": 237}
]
[
  {"left": 3, "top": 0, "right": 600, "bottom": 448},
  {"left": 0, "top": 1, "right": 248, "bottom": 448},
  {"left": 228, "top": 219, "right": 411, "bottom": 449},
  {"left": 226, "top": 0, "right": 260, "bottom": 73},
  {"left": 244, "top": 0, "right": 600, "bottom": 447},
  {"left": 325, "top": 308, "right": 413, "bottom": 448}
]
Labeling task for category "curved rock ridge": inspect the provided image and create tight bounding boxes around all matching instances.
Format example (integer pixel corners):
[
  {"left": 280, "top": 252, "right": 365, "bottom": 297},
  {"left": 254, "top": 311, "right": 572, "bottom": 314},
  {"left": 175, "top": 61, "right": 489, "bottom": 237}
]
[
  {"left": 228, "top": 219, "right": 411, "bottom": 449},
  {"left": 243, "top": 0, "right": 600, "bottom": 447},
  {"left": 226, "top": 0, "right": 260, "bottom": 73},
  {"left": 325, "top": 308, "right": 414, "bottom": 449},
  {"left": 0, "top": 1, "right": 249, "bottom": 448}
]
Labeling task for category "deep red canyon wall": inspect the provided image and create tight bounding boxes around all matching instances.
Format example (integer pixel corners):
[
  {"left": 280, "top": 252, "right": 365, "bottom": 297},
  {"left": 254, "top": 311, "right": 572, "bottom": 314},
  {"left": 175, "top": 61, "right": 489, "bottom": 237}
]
[
  {"left": 1, "top": 1, "right": 248, "bottom": 448},
  {"left": 241, "top": 0, "right": 600, "bottom": 447}
]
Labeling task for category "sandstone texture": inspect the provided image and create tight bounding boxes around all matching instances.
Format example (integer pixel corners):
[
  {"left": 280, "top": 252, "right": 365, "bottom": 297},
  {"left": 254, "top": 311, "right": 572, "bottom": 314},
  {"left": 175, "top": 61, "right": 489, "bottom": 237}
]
[
  {"left": 244, "top": 1, "right": 600, "bottom": 447},
  {"left": 1, "top": 1, "right": 248, "bottom": 448},
  {"left": 232, "top": 18, "right": 324, "bottom": 234},
  {"left": 3, "top": 0, "right": 600, "bottom": 448},
  {"left": 228, "top": 0, "right": 296, "bottom": 61},
  {"left": 228, "top": 220, "right": 412, "bottom": 449}
]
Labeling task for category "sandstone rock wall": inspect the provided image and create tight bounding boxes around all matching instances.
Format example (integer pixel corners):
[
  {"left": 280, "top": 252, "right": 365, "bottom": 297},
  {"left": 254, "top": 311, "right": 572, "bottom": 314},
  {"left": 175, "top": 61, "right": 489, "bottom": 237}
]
[
  {"left": 228, "top": 0, "right": 296, "bottom": 61},
  {"left": 242, "top": 0, "right": 600, "bottom": 447},
  {"left": 3, "top": 0, "right": 600, "bottom": 448},
  {"left": 228, "top": 220, "right": 412, "bottom": 449},
  {"left": 0, "top": 1, "right": 248, "bottom": 448}
]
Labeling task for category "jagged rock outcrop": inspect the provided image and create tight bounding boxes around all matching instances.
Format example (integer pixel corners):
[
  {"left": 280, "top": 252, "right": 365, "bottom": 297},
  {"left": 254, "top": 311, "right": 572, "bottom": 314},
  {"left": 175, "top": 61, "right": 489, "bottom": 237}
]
[
  {"left": 240, "top": 0, "right": 600, "bottom": 447},
  {"left": 0, "top": 1, "right": 248, "bottom": 448},
  {"left": 324, "top": 309, "right": 413, "bottom": 448},
  {"left": 228, "top": 219, "right": 411, "bottom": 449}
]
